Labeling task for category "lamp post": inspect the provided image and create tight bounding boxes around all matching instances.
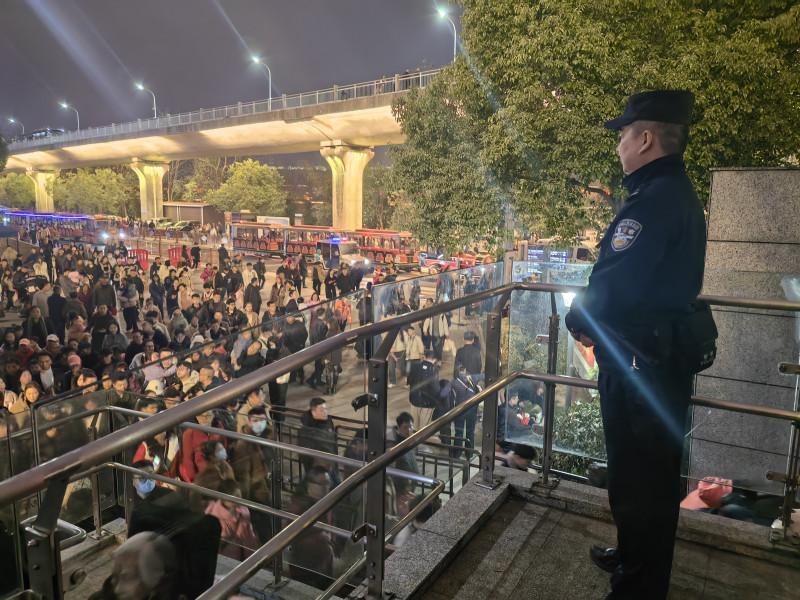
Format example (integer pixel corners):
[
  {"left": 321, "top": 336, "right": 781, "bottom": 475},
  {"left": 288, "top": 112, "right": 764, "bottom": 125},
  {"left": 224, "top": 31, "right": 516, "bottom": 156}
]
[
  {"left": 135, "top": 83, "right": 158, "bottom": 118},
  {"left": 7, "top": 118, "right": 24, "bottom": 134},
  {"left": 251, "top": 56, "right": 272, "bottom": 111},
  {"left": 59, "top": 102, "right": 80, "bottom": 131},
  {"left": 437, "top": 8, "right": 458, "bottom": 62}
]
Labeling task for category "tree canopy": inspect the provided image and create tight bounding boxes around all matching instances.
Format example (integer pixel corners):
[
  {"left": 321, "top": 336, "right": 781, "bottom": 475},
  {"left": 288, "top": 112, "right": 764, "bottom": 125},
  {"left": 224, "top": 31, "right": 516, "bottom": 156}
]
[
  {"left": 53, "top": 167, "right": 138, "bottom": 216},
  {"left": 0, "top": 136, "right": 8, "bottom": 172},
  {"left": 0, "top": 173, "right": 35, "bottom": 209},
  {"left": 205, "top": 159, "right": 288, "bottom": 216},
  {"left": 363, "top": 163, "right": 398, "bottom": 229},
  {"left": 390, "top": 0, "right": 799, "bottom": 255}
]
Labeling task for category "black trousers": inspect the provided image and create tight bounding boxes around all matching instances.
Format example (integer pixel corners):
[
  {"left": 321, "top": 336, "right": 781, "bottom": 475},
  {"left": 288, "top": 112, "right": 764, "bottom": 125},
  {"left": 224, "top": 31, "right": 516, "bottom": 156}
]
[
  {"left": 598, "top": 358, "right": 691, "bottom": 600},
  {"left": 123, "top": 306, "right": 139, "bottom": 332}
]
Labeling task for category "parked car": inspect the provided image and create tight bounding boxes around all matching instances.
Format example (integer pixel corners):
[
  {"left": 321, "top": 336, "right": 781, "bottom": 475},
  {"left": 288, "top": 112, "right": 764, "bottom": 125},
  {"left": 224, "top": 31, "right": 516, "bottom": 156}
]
[
  {"left": 167, "top": 220, "right": 200, "bottom": 232},
  {"left": 150, "top": 217, "right": 173, "bottom": 229}
]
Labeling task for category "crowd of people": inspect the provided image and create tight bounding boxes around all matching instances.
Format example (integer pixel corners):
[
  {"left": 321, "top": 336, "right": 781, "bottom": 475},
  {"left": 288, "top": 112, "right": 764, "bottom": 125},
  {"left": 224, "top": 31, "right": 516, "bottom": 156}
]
[{"left": 0, "top": 224, "right": 541, "bottom": 597}]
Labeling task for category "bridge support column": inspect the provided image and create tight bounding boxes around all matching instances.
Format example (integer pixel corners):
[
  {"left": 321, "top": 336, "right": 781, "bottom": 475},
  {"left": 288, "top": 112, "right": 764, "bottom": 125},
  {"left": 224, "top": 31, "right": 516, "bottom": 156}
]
[
  {"left": 25, "top": 169, "right": 58, "bottom": 213},
  {"left": 320, "top": 141, "right": 374, "bottom": 230},
  {"left": 131, "top": 160, "right": 169, "bottom": 220}
]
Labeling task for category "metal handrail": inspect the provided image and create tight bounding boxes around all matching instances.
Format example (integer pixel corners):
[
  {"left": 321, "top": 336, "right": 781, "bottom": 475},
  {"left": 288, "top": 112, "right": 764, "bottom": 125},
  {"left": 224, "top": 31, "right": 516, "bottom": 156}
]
[
  {"left": 3, "top": 280, "right": 800, "bottom": 504},
  {"left": 197, "top": 369, "right": 524, "bottom": 599},
  {"left": 196, "top": 364, "right": 800, "bottom": 599},
  {"left": 0, "top": 280, "right": 518, "bottom": 505},
  {"left": 8, "top": 69, "right": 442, "bottom": 152}
]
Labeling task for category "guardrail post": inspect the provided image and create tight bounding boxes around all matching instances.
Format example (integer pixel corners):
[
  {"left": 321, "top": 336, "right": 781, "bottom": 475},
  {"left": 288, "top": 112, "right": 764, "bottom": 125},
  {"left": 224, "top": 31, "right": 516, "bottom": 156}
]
[
  {"left": 270, "top": 457, "right": 283, "bottom": 583},
  {"left": 237, "top": 101, "right": 242, "bottom": 116},
  {"left": 394, "top": 74, "right": 400, "bottom": 92},
  {"left": 87, "top": 413, "right": 103, "bottom": 539},
  {"left": 23, "top": 475, "right": 72, "bottom": 599},
  {"left": 481, "top": 292, "right": 510, "bottom": 485},
  {"left": 541, "top": 293, "right": 561, "bottom": 485},
  {"left": 365, "top": 328, "right": 397, "bottom": 598}
]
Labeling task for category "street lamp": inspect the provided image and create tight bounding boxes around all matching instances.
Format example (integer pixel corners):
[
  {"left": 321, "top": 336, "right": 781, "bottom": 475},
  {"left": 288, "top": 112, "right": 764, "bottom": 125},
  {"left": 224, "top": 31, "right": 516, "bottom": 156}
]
[
  {"left": 7, "top": 118, "right": 24, "bottom": 134},
  {"left": 59, "top": 101, "right": 80, "bottom": 131},
  {"left": 251, "top": 56, "right": 273, "bottom": 111},
  {"left": 135, "top": 83, "right": 158, "bottom": 118},
  {"left": 437, "top": 8, "right": 458, "bottom": 62}
]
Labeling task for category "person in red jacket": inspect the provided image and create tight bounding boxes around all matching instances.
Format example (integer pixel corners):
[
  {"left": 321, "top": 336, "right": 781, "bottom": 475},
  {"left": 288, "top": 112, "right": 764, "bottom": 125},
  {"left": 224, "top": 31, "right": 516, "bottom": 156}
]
[{"left": 179, "top": 409, "right": 226, "bottom": 483}]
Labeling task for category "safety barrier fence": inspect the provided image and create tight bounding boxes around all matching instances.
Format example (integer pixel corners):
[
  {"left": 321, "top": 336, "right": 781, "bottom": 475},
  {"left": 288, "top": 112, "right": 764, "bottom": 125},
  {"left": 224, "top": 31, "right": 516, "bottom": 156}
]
[
  {"left": 0, "top": 282, "right": 799, "bottom": 599},
  {"left": 9, "top": 69, "right": 442, "bottom": 151}
]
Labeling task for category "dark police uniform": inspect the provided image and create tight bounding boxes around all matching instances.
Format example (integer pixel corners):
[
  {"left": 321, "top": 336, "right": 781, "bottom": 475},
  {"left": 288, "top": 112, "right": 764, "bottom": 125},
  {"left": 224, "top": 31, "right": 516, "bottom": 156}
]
[{"left": 565, "top": 91, "right": 706, "bottom": 599}]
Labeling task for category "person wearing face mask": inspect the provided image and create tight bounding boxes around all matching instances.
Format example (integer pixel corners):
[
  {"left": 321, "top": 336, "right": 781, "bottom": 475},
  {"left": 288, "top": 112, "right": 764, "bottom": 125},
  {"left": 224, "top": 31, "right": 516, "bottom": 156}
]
[
  {"left": 232, "top": 407, "right": 275, "bottom": 545},
  {"left": 131, "top": 460, "right": 181, "bottom": 508},
  {"left": 188, "top": 440, "right": 234, "bottom": 513},
  {"left": 179, "top": 411, "right": 227, "bottom": 484},
  {"left": 287, "top": 466, "right": 336, "bottom": 589},
  {"left": 236, "top": 388, "right": 270, "bottom": 430}
]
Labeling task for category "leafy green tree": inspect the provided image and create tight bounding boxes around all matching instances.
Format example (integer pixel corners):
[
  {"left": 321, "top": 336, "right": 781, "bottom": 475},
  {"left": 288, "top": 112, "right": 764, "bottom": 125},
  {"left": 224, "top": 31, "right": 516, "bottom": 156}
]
[
  {"left": 184, "top": 157, "right": 235, "bottom": 200},
  {"left": 391, "top": 0, "right": 800, "bottom": 251},
  {"left": 0, "top": 173, "right": 35, "bottom": 208},
  {"left": 302, "top": 166, "right": 333, "bottom": 226},
  {"left": 0, "top": 136, "right": 8, "bottom": 172},
  {"left": 205, "top": 159, "right": 288, "bottom": 216},
  {"left": 362, "top": 163, "right": 397, "bottom": 229},
  {"left": 53, "top": 168, "right": 137, "bottom": 216},
  {"left": 165, "top": 159, "right": 195, "bottom": 203}
]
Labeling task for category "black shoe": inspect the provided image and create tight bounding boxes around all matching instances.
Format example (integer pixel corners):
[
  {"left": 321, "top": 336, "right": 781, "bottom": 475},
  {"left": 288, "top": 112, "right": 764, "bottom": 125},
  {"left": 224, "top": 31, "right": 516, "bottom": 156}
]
[{"left": 589, "top": 545, "right": 619, "bottom": 573}]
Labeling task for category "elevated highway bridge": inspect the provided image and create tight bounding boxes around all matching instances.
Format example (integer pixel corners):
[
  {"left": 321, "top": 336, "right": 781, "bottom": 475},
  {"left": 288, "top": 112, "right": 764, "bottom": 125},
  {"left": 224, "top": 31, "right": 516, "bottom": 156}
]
[{"left": 3, "top": 69, "right": 440, "bottom": 227}]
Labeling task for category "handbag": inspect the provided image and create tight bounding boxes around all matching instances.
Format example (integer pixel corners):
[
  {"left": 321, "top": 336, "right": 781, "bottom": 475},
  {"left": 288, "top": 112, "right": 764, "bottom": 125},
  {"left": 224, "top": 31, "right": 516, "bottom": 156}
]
[{"left": 443, "top": 338, "right": 455, "bottom": 355}]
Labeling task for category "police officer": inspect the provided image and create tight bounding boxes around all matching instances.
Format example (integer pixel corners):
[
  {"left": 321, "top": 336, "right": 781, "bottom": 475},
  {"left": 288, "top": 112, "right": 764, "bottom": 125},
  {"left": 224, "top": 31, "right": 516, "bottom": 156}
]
[{"left": 565, "top": 90, "right": 706, "bottom": 599}]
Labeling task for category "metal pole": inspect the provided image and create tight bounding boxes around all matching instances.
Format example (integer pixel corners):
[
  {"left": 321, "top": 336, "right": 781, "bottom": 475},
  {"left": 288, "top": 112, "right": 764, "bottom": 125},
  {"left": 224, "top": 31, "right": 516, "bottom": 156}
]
[
  {"left": 445, "top": 16, "right": 458, "bottom": 62},
  {"left": 87, "top": 414, "right": 103, "bottom": 538},
  {"left": 541, "top": 292, "right": 560, "bottom": 485},
  {"left": 365, "top": 328, "right": 397, "bottom": 598},
  {"left": 565, "top": 336, "right": 575, "bottom": 410},
  {"left": 271, "top": 456, "right": 283, "bottom": 582},
  {"left": 24, "top": 475, "right": 73, "bottom": 600},
  {"left": 480, "top": 291, "right": 510, "bottom": 485}
]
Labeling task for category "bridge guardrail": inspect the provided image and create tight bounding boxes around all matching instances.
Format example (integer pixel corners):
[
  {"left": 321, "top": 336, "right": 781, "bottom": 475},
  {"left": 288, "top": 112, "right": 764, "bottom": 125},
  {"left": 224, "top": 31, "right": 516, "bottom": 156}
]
[{"left": 8, "top": 69, "right": 442, "bottom": 151}]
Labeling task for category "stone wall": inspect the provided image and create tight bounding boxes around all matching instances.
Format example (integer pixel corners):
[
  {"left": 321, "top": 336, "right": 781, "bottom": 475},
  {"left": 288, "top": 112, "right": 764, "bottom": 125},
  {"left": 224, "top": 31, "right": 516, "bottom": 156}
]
[{"left": 690, "top": 168, "right": 800, "bottom": 494}]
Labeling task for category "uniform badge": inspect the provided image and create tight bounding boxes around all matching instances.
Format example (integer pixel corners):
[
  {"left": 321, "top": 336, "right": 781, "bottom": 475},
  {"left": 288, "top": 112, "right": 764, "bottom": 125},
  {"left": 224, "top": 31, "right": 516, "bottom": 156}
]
[{"left": 611, "top": 219, "right": 642, "bottom": 252}]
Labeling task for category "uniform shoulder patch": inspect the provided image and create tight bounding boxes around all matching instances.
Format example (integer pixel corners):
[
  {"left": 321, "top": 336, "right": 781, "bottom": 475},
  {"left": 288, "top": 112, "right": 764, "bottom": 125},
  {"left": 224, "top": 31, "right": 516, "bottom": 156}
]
[{"left": 611, "top": 219, "right": 642, "bottom": 252}]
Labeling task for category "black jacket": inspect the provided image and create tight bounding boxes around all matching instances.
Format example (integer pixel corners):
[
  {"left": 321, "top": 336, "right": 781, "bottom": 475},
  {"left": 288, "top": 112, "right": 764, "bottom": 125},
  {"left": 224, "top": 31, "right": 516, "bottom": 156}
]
[
  {"left": 310, "top": 319, "right": 328, "bottom": 346},
  {"left": 567, "top": 155, "right": 705, "bottom": 330},
  {"left": 48, "top": 294, "right": 67, "bottom": 326},
  {"left": 454, "top": 343, "right": 482, "bottom": 377},
  {"left": 565, "top": 154, "right": 706, "bottom": 367},
  {"left": 408, "top": 360, "right": 440, "bottom": 408},
  {"left": 283, "top": 319, "right": 308, "bottom": 353},
  {"left": 243, "top": 284, "right": 262, "bottom": 314}
]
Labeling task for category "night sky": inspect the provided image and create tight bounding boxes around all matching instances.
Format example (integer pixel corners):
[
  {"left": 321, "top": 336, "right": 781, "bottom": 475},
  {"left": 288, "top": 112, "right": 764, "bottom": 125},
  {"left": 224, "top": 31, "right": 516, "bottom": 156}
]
[{"left": 0, "top": 0, "right": 462, "bottom": 143}]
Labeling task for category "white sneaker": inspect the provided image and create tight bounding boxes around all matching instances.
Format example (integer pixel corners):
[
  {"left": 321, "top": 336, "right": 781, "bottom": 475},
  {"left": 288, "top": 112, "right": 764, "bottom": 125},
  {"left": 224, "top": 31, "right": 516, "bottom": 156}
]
[{"left": 388, "top": 383, "right": 395, "bottom": 388}]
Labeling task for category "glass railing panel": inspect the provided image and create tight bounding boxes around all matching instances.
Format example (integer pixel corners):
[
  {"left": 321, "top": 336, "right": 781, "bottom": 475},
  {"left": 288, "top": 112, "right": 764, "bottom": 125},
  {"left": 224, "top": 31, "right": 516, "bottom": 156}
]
[
  {"left": 0, "top": 483, "right": 24, "bottom": 598},
  {"left": 686, "top": 290, "right": 799, "bottom": 510},
  {"left": 31, "top": 390, "right": 121, "bottom": 523}
]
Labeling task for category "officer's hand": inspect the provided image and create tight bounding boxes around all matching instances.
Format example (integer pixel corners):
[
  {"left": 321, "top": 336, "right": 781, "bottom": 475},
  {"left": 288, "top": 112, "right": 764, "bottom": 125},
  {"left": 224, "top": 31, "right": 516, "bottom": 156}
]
[{"left": 570, "top": 331, "right": 595, "bottom": 347}]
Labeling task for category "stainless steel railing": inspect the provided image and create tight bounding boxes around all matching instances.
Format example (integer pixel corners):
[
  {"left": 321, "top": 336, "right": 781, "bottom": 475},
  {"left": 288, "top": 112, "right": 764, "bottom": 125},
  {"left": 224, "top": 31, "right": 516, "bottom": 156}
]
[
  {"left": 2, "top": 281, "right": 800, "bottom": 600},
  {"left": 8, "top": 68, "right": 442, "bottom": 151}
]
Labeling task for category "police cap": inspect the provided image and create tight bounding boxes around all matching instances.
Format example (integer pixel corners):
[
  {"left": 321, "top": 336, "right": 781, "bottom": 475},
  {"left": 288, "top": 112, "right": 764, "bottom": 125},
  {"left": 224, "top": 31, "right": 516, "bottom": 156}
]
[{"left": 604, "top": 90, "right": 694, "bottom": 130}]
